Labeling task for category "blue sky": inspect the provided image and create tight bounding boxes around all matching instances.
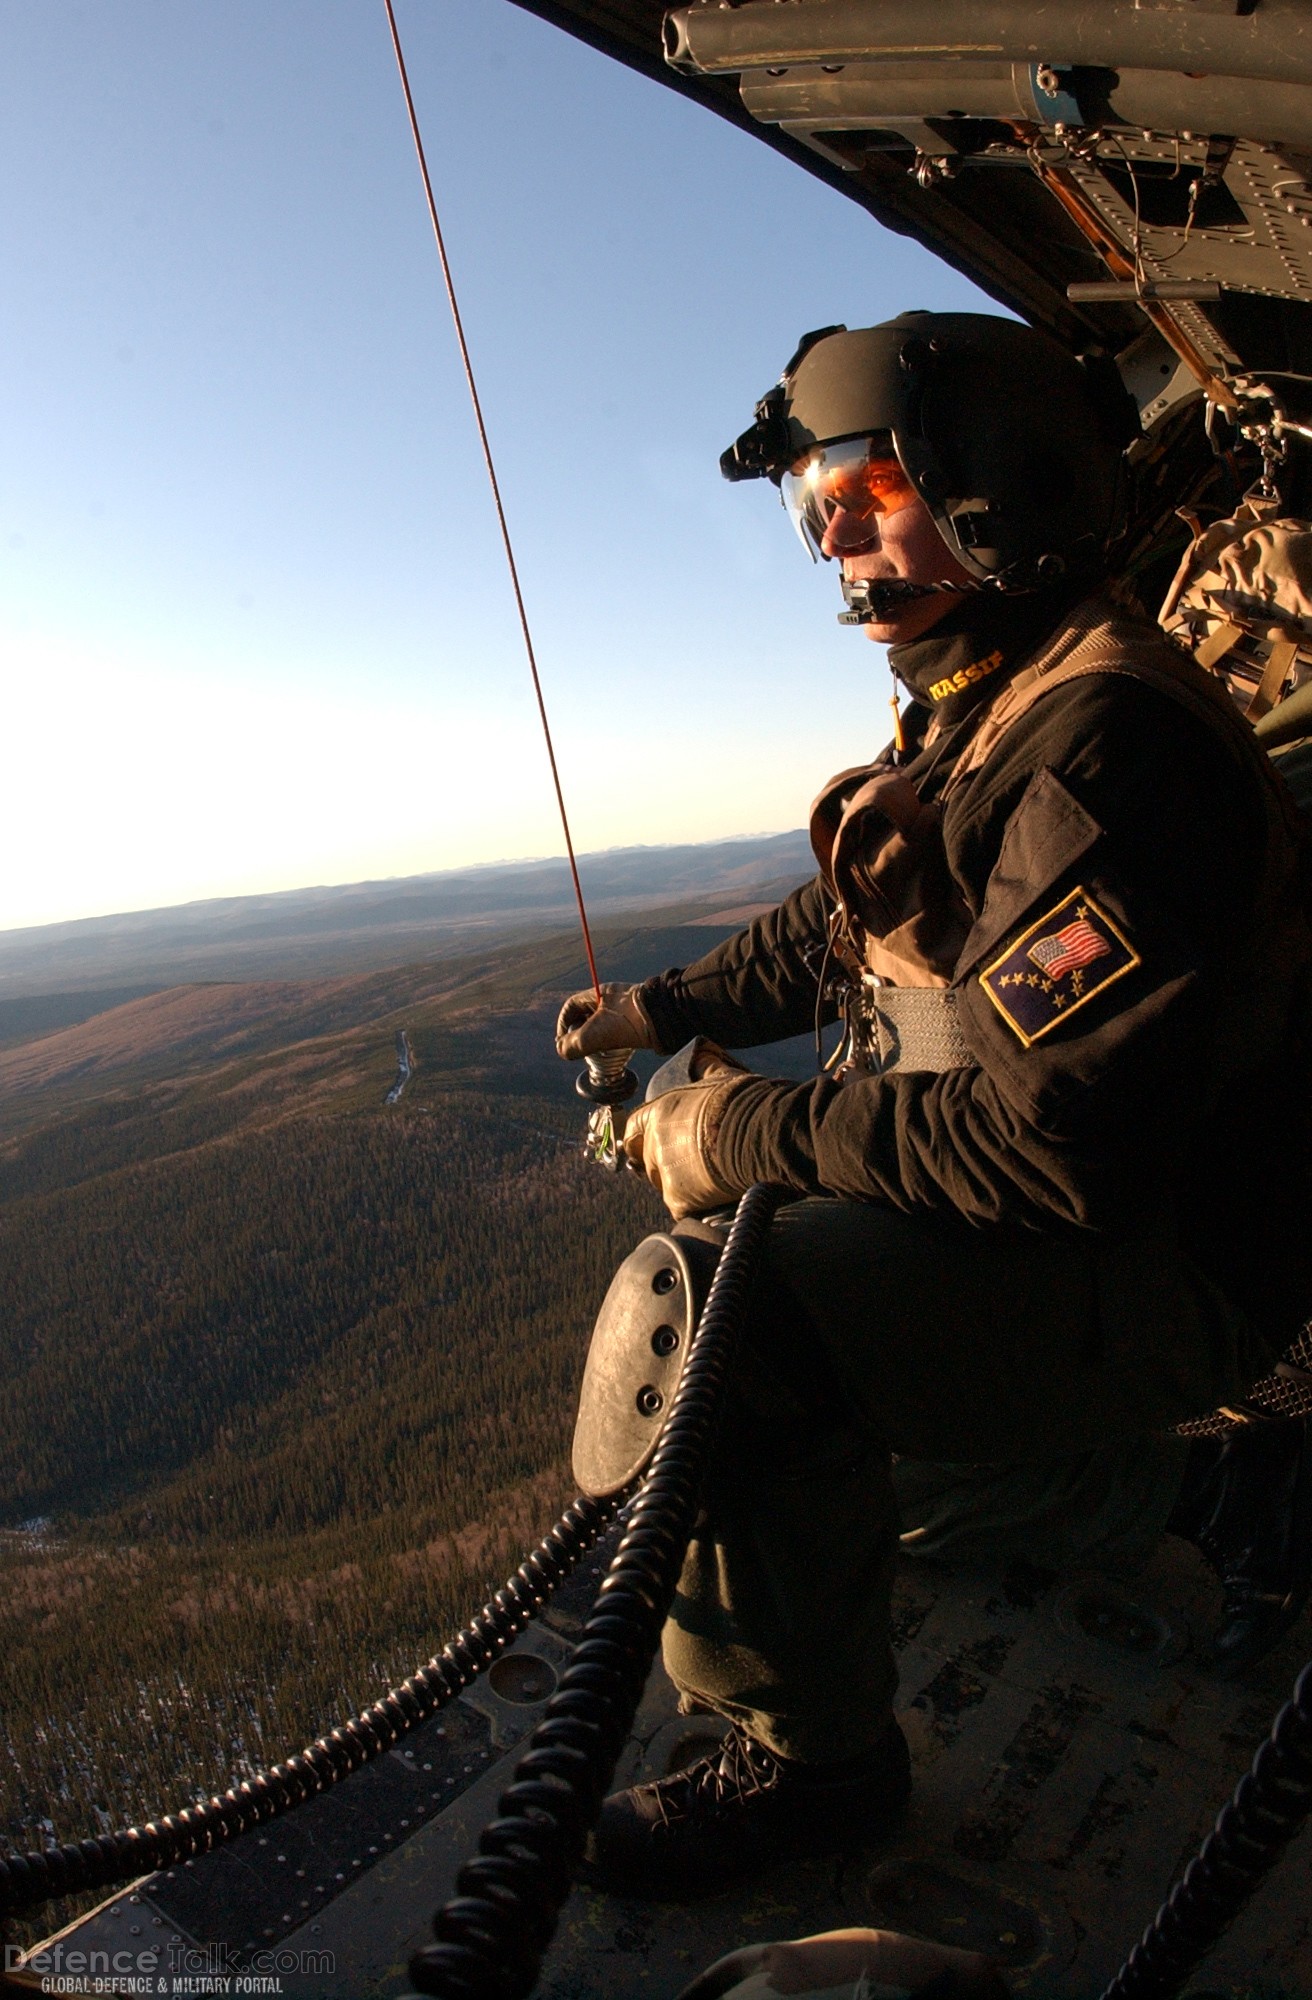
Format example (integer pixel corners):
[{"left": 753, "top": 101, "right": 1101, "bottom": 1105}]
[{"left": 1, "top": 0, "right": 994, "bottom": 930}]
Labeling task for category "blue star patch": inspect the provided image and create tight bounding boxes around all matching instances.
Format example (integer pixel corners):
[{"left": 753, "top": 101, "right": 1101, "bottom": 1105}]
[{"left": 978, "top": 886, "right": 1141, "bottom": 1048}]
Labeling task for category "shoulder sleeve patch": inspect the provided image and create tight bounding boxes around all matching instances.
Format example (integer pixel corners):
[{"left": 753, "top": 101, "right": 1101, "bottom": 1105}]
[{"left": 977, "top": 886, "right": 1141, "bottom": 1047}]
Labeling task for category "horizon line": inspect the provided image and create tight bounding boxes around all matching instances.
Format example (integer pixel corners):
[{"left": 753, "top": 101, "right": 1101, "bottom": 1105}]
[{"left": 1, "top": 827, "right": 810, "bottom": 943}]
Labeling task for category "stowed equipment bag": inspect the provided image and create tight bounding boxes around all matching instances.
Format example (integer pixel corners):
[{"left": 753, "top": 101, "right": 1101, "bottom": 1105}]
[
  {"left": 1158, "top": 496, "right": 1312, "bottom": 822},
  {"left": 1159, "top": 495, "right": 1312, "bottom": 721}
]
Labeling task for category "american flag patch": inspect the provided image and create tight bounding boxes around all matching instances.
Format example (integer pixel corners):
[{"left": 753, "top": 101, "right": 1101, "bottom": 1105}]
[
  {"left": 978, "top": 887, "right": 1140, "bottom": 1047},
  {"left": 1027, "top": 918, "right": 1112, "bottom": 982}
]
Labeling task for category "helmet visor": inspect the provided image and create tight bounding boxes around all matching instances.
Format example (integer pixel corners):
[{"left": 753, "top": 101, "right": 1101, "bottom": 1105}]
[{"left": 782, "top": 437, "right": 919, "bottom": 560}]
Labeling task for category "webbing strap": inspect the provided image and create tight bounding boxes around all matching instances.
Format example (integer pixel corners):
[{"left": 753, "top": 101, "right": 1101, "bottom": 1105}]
[
  {"left": 1176, "top": 1324, "right": 1312, "bottom": 1437},
  {"left": 1247, "top": 636, "right": 1299, "bottom": 722},
  {"left": 1195, "top": 618, "right": 1246, "bottom": 673},
  {"left": 864, "top": 985, "right": 972, "bottom": 1074},
  {"left": 947, "top": 599, "right": 1210, "bottom": 794}
]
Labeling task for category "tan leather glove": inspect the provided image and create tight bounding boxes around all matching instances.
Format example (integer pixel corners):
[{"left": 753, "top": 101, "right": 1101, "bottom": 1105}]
[
  {"left": 555, "top": 981, "right": 660, "bottom": 1061},
  {"left": 621, "top": 1064, "right": 754, "bottom": 1220}
]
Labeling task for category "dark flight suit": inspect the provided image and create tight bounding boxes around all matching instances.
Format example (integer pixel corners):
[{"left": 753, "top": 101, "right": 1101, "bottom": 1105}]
[
  {"left": 636, "top": 593, "right": 1312, "bottom": 1762},
  {"left": 891, "top": 1439, "right": 1191, "bottom": 1572}
]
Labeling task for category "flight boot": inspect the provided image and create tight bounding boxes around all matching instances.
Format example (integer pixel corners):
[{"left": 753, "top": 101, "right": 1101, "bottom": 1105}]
[
  {"left": 584, "top": 1717, "right": 911, "bottom": 1900},
  {"left": 1169, "top": 1416, "right": 1312, "bottom": 1677}
]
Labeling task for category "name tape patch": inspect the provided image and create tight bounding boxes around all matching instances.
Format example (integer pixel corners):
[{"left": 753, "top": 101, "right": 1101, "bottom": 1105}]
[
  {"left": 928, "top": 647, "right": 1005, "bottom": 704},
  {"left": 978, "top": 886, "right": 1141, "bottom": 1047}
]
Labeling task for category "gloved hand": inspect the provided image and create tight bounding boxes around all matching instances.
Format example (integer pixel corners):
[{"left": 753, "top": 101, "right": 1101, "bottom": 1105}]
[
  {"left": 621, "top": 1062, "right": 754, "bottom": 1220},
  {"left": 556, "top": 982, "right": 660, "bottom": 1061}
]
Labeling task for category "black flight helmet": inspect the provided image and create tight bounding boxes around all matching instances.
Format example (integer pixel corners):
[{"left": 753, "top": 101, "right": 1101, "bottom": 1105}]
[{"left": 722, "top": 313, "right": 1140, "bottom": 619}]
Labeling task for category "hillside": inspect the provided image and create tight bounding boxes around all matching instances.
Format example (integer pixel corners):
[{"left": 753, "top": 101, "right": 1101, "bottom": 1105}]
[
  {"left": 0, "top": 830, "right": 812, "bottom": 993},
  {"left": 0, "top": 904, "right": 824, "bottom": 1905}
]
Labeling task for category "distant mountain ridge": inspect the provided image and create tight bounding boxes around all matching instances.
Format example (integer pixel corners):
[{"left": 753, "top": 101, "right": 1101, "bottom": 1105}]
[{"left": 0, "top": 831, "right": 812, "bottom": 994}]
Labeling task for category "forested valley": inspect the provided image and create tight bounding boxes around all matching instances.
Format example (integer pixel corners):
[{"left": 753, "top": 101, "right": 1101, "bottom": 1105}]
[{"left": 0, "top": 916, "right": 756, "bottom": 1903}]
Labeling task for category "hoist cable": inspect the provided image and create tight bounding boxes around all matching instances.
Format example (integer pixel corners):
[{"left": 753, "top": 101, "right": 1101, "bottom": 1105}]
[{"left": 381, "top": 0, "right": 601, "bottom": 998}]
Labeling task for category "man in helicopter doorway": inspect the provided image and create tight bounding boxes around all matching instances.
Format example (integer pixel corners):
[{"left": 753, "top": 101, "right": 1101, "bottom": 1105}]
[{"left": 555, "top": 313, "right": 1312, "bottom": 1898}]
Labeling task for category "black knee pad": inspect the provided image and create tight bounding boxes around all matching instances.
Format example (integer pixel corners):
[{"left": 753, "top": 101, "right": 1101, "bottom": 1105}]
[{"left": 572, "top": 1229, "right": 721, "bottom": 1498}]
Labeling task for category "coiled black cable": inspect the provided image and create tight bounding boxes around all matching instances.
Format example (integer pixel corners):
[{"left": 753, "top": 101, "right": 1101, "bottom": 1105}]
[
  {"left": 407, "top": 1182, "right": 782, "bottom": 2000},
  {"left": 1100, "top": 1658, "right": 1312, "bottom": 2000},
  {"left": 0, "top": 1493, "right": 620, "bottom": 1923}
]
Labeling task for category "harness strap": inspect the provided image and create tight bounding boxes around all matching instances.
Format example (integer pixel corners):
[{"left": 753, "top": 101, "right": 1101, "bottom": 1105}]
[
  {"left": 946, "top": 598, "right": 1217, "bottom": 794},
  {"left": 861, "top": 984, "right": 972, "bottom": 1075}
]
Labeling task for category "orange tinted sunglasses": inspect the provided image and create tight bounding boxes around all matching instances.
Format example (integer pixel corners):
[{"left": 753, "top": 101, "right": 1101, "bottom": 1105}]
[{"left": 782, "top": 439, "right": 919, "bottom": 558}]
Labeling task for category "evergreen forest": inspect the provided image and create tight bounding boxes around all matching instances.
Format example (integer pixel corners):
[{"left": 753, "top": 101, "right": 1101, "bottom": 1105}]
[{"left": 0, "top": 918, "right": 766, "bottom": 1938}]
